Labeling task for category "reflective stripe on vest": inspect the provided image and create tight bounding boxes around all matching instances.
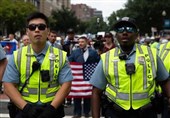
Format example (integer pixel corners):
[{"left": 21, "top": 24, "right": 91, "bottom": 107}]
[
  {"left": 162, "top": 51, "right": 169, "bottom": 61},
  {"left": 159, "top": 43, "right": 168, "bottom": 58},
  {"left": 20, "top": 82, "right": 59, "bottom": 97},
  {"left": 105, "top": 47, "right": 119, "bottom": 87},
  {"left": 102, "top": 44, "right": 157, "bottom": 110},
  {"left": 159, "top": 42, "right": 170, "bottom": 61},
  {"left": 105, "top": 80, "right": 155, "bottom": 101},
  {"left": 159, "top": 42, "right": 170, "bottom": 72}
]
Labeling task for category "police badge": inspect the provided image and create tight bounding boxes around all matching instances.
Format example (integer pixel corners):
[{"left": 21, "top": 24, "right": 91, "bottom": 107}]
[
  {"left": 138, "top": 56, "right": 145, "bottom": 64},
  {"left": 49, "top": 53, "right": 57, "bottom": 60}
]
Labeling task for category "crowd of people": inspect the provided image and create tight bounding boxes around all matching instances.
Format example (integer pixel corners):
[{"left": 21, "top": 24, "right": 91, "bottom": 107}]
[{"left": 0, "top": 12, "right": 170, "bottom": 118}]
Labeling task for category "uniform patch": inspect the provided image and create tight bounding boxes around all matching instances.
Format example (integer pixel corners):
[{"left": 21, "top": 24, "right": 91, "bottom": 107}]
[
  {"left": 138, "top": 56, "right": 145, "bottom": 64},
  {"left": 49, "top": 53, "right": 57, "bottom": 60}
]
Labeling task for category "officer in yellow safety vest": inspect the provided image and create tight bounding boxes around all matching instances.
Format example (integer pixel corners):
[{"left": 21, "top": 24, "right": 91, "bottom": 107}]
[
  {"left": 90, "top": 17, "right": 170, "bottom": 118},
  {"left": 159, "top": 41, "right": 170, "bottom": 118},
  {"left": 2, "top": 12, "right": 73, "bottom": 118},
  {"left": 159, "top": 41, "right": 170, "bottom": 72}
]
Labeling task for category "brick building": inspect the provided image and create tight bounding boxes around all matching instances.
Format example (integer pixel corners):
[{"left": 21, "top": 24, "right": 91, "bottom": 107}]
[
  {"left": 25, "top": 0, "right": 71, "bottom": 17},
  {"left": 71, "top": 4, "right": 103, "bottom": 22}
]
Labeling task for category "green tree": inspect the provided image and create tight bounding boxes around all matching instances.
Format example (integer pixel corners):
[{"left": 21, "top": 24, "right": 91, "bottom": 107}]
[
  {"left": 77, "top": 21, "right": 88, "bottom": 34},
  {"left": 85, "top": 17, "right": 108, "bottom": 34},
  {"left": 0, "top": 0, "right": 36, "bottom": 35},
  {"left": 50, "top": 7, "right": 109, "bottom": 35},
  {"left": 49, "top": 7, "right": 80, "bottom": 35},
  {"left": 107, "top": 12, "right": 117, "bottom": 31},
  {"left": 108, "top": 0, "right": 170, "bottom": 35}
]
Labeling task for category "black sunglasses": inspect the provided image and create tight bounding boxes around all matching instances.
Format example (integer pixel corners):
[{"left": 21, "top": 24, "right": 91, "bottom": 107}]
[
  {"left": 27, "top": 24, "right": 47, "bottom": 31},
  {"left": 116, "top": 26, "right": 137, "bottom": 33}
]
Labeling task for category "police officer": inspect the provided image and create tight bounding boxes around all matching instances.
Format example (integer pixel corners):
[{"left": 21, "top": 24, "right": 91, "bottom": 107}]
[
  {"left": 2, "top": 12, "right": 73, "bottom": 118},
  {"left": 159, "top": 41, "right": 170, "bottom": 118},
  {"left": 159, "top": 41, "right": 170, "bottom": 72},
  {"left": 0, "top": 44, "right": 7, "bottom": 93},
  {"left": 90, "top": 17, "right": 170, "bottom": 118}
]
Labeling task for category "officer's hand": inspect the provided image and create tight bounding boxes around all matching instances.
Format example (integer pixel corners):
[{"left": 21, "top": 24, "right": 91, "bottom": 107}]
[
  {"left": 37, "top": 105, "right": 57, "bottom": 118},
  {"left": 22, "top": 103, "right": 40, "bottom": 118}
]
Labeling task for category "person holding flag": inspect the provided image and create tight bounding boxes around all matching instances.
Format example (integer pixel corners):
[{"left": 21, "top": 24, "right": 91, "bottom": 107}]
[{"left": 68, "top": 36, "right": 100, "bottom": 118}]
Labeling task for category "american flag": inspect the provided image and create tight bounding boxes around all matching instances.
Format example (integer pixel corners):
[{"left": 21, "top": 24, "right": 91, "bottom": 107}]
[
  {"left": 0, "top": 41, "right": 17, "bottom": 55},
  {"left": 67, "top": 62, "right": 98, "bottom": 98}
]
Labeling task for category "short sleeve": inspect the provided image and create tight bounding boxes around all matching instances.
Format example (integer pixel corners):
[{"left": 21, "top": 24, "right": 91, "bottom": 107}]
[
  {"left": 58, "top": 58, "right": 73, "bottom": 84},
  {"left": 90, "top": 60, "right": 107, "bottom": 90},
  {"left": 2, "top": 55, "right": 20, "bottom": 83},
  {"left": 156, "top": 56, "right": 169, "bottom": 81}
]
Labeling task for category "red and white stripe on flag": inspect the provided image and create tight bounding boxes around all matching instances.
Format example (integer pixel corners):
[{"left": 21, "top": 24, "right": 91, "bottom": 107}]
[{"left": 67, "top": 62, "right": 93, "bottom": 98}]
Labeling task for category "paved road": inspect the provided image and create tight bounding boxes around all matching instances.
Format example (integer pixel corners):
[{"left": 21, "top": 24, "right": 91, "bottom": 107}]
[
  {"left": 0, "top": 93, "right": 161, "bottom": 118},
  {"left": 0, "top": 93, "right": 92, "bottom": 118}
]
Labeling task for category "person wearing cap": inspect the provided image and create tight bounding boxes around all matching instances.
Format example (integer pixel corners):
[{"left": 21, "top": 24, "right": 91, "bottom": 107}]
[
  {"left": 103, "top": 32, "right": 116, "bottom": 53},
  {"left": 68, "top": 36, "right": 100, "bottom": 118},
  {"left": 63, "top": 28, "right": 77, "bottom": 56},
  {"left": 159, "top": 39, "right": 170, "bottom": 118},
  {"left": 63, "top": 28, "right": 77, "bottom": 107},
  {"left": 90, "top": 17, "right": 170, "bottom": 118}
]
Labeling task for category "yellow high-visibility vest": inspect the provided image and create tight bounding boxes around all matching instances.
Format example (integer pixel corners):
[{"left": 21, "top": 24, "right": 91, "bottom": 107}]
[
  {"left": 159, "top": 42, "right": 170, "bottom": 72},
  {"left": 101, "top": 44, "right": 157, "bottom": 110},
  {"left": 13, "top": 45, "right": 66, "bottom": 103}
]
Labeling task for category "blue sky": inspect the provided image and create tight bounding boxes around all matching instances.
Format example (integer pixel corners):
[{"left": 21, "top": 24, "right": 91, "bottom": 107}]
[{"left": 71, "top": 0, "right": 127, "bottom": 18}]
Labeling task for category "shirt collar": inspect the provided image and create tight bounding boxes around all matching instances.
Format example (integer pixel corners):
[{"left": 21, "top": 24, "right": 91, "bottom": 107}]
[
  {"left": 34, "top": 43, "right": 49, "bottom": 56},
  {"left": 127, "top": 45, "right": 136, "bottom": 56}
]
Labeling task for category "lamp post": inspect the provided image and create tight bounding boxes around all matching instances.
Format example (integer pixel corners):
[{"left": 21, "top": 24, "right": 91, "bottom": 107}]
[
  {"left": 162, "top": 10, "right": 166, "bottom": 17},
  {"left": 97, "top": 17, "right": 100, "bottom": 24},
  {"left": 96, "top": 17, "right": 100, "bottom": 32}
]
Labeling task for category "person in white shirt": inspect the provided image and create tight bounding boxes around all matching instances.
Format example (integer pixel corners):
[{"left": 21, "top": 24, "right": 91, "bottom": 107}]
[{"left": 8, "top": 33, "right": 18, "bottom": 48}]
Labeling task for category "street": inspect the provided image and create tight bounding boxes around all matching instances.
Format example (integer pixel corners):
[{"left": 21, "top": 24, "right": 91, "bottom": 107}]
[
  {"left": 0, "top": 93, "right": 162, "bottom": 118},
  {"left": 0, "top": 93, "right": 92, "bottom": 118}
]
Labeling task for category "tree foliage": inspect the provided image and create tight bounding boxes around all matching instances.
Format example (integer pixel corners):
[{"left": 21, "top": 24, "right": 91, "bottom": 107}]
[
  {"left": 49, "top": 7, "right": 80, "bottom": 35},
  {"left": 108, "top": 0, "right": 170, "bottom": 35},
  {"left": 50, "top": 7, "right": 108, "bottom": 35},
  {"left": 85, "top": 17, "right": 108, "bottom": 34},
  {"left": 0, "top": 0, "right": 36, "bottom": 35}
]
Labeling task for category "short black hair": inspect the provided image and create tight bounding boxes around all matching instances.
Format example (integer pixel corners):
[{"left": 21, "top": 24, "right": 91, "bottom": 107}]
[
  {"left": 50, "top": 30, "right": 57, "bottom": 34},
  {"left": 78, "top": 36, "right": 88, "bottom": 42},
  {"left": 26, "top": 12, "right": 49, "bottom": 27}
]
